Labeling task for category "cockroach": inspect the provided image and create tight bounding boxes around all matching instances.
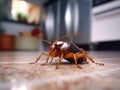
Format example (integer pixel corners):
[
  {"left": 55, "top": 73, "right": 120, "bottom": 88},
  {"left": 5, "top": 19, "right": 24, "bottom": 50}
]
[{"left": 30, "top": 33, "right": 104, "bottom": 69}]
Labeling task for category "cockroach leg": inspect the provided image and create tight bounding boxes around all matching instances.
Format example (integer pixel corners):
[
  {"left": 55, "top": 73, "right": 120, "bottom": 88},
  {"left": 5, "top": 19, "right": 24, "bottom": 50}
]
[
  {"left": 80, "top": 48, "right": 104, "bottom": 66},
  {"left": 56, "top": 54, "right": 63, "bottom": 69},
  {"left": 49, "top": 57, "right": 54, "bottom": 63},
  {"left": 49, "top": 50, "right": 57, "bottom": 63},
  {"left": 87, "top": 55, "right": 104, "bottom": 66},
  {"left": 29, "top": 52, "right": 49, "bottom": 64},
  {"left": 41, "top": 56, "right": 49, "bottom": 66},
  {"left": 76, "top": 52, "right": 89, "bottom": 64},
  {"left": 75, "top": 53, "right": 84, "bottom": 58},
  {"left": 73, "top": 53, "right": 82, "bottom": 68}
]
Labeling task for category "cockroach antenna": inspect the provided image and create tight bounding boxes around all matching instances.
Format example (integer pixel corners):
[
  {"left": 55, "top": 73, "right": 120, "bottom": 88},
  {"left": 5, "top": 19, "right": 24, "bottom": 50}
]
[
  {"left": 40, "top": 40, "right": 51, "bottom": 44},
  {"left": 55, "top": 32, "right": 85, "bottom": 41}
]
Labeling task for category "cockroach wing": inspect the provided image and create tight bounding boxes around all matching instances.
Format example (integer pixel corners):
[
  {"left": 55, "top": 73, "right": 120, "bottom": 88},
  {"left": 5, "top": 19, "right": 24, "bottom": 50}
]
[{"left": 66, "top": 43, "right": 82, "bottom": 53}]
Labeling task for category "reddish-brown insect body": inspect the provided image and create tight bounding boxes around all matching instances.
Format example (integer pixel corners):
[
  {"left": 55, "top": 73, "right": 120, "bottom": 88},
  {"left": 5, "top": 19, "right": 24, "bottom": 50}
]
[{"left": 30, "top": 40, "right": 104, "bottom": 69}]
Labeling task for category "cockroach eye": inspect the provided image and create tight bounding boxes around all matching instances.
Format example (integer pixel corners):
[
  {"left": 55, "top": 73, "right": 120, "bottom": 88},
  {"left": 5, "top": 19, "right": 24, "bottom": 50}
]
[{"left": 55, "top": 44, "right": 57, "bottom": 46}]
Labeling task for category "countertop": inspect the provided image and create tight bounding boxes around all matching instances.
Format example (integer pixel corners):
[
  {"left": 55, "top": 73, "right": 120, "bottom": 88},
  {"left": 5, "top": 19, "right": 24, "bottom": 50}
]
[{"left": 0, "top": 51, "right": 120, "bottom": 90}]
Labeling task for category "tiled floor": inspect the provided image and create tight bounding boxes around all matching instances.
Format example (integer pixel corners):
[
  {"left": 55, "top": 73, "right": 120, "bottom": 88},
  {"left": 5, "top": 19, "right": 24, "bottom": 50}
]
[{"left": 0, "top": 51, "right": 120, "bottom": 90}]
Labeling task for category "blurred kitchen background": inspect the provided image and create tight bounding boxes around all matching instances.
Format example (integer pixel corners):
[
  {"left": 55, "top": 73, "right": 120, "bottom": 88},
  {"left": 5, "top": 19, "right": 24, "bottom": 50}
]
[{"left": 0, "top": 0, "right": 120, "bottom": 51}]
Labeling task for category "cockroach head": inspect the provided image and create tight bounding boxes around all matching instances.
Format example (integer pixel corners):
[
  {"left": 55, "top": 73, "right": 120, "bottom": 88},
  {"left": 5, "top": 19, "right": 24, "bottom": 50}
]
[
  {"left": 50, "top": 41, "right": 69, "bottom": 51},
  {"left": 50, "top": 41, "right": 63, "bottom": 50}
]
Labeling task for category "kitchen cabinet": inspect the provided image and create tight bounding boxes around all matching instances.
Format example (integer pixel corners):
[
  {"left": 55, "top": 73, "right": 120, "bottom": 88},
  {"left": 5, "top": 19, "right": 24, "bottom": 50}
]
[{"left": 91, "top": 0, "right": 120, "bottom": 43}]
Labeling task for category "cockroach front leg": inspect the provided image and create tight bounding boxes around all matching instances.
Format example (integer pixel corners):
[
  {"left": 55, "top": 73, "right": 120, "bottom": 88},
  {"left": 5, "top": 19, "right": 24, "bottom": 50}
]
[
  {"left": 49, "top": 50, "right": 57, "bottom": 63},
  {"left": 29, "top": 52, "right": 49, "bottom": 64},
  {"left": 56, "top": 53, "right": 63, "bottom": 69},
  {"left": 80, "top": 48, "right": 104, "bottom": 66},
  {"left": 41, "top": 55, "right": 50, "bottom": 66},
  {"left": 49, "top": 57, "right": 53, "bottom": 63}
]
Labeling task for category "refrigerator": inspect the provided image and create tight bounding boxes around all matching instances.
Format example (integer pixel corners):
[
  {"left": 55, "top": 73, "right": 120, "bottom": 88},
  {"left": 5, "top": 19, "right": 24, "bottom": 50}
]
[{"left": 42, "top": 0, "right": 92, "bottom": 45}]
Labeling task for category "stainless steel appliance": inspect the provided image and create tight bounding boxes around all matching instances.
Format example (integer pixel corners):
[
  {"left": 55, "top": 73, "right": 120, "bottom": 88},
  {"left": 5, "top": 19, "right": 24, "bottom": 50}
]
[{"left": 42, "top": 0, "right": 92, "bottom": 45}]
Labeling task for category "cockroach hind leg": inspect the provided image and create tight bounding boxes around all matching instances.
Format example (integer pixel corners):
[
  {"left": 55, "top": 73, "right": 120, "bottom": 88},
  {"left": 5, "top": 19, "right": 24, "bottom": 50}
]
[
  {"left": 92, "top": 61, "right": 104, "bottom": 66},
  {"left": 86, "top": 55, "right": 104, "bottom": 66},
  {"left": 76, "top": 64, "right": 82, "bottom": 69},
  {"left": 97, "top": 62, "right": 104, "bottom": 66}
]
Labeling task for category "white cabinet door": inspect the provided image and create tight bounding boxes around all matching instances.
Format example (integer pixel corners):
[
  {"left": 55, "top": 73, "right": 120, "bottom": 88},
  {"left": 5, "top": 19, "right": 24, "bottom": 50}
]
[{"left": 91, "top": 0, "right": 120, "bottom": 43}]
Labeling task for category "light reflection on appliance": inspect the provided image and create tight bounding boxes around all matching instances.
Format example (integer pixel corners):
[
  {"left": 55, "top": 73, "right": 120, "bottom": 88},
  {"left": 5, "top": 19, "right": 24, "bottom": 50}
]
[
  {"left": 65, "top": 1, "right": 72, "bottom": 34},
  {"left": 73, "top": 0, "right": 79, "bottom": 33},
  {"left": 43, "top": 0, "right": 91, "bottom": 44},
  {"left": 45, "top": 6, "right": 55, "bottom": 41}
]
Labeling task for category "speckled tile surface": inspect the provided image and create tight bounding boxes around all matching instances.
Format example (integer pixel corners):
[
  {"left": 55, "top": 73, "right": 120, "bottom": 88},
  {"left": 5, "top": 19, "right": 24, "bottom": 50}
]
[{"left": 0, "top": 51, "right": 120, "bottom": 90}]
